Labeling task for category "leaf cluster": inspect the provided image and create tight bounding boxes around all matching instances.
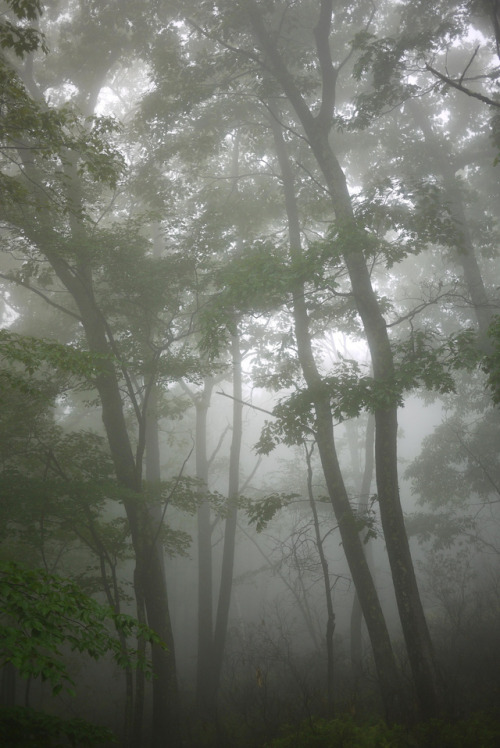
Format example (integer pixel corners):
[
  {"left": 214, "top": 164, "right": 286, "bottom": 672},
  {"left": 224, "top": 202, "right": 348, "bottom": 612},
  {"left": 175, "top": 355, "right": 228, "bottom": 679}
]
[
  {"left": 199, "top": 241, "right": 290, "bottom": 355},
  {"left": 0, "top": 329, "right": 111, "bottom": 381},
  {"left": 0, "top": 561, "right": 166, "bottom": 697},
  {"left": 255, "top": 390, "right": 317, "bottom": 455},
  {"left": 0, "top": 0, "right": 46, "bottom": 58},
  {"left": 484, "top": 315, "right": 500, "bottom": 403},
  {"left": 245, "top": 492, "right": 300, "bottom": 533},
  {"left": 255, "top": 329, "right": 481, "bottom": 454},
  {"left": 405, "top": 406, "right": 500, "bottom": 510}
]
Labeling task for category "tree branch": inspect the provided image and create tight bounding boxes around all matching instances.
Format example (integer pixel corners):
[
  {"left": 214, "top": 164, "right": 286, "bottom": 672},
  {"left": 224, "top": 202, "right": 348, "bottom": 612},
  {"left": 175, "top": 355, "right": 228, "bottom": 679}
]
[
  {"left": 313, "top": 0, "right": 337, "bottom": 128},
  {"left": 245, "top": 0, "right": 315, "bottom": 131},
  {"left": 426, "top": 63, "right": 500, "bottom": 108},
  {"left": 0, "top": 273, "right": 82, "bottom": 322}
]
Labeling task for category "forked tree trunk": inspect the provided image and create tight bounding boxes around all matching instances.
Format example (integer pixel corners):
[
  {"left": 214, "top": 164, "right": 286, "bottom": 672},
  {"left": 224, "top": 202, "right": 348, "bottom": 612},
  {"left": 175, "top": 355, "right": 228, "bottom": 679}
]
[{"left": 31, "top": 242, "right": 183, "bottom": 748}]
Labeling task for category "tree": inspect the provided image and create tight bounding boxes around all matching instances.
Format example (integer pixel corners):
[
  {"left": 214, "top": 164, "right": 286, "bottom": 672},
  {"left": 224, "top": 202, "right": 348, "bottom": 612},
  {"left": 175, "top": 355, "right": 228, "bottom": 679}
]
[
  {"left": 265, "top": 100, "right": 402, "bottom": 719},
  {"left": 0, "top": 3, "right": 189, "bottom": 744}
]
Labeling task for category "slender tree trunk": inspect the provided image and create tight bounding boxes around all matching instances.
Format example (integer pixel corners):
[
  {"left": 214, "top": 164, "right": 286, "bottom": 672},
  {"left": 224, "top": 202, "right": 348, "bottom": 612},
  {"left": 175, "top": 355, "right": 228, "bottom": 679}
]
[
  {"left": 349, "top": 414, "right": 375, "bottom": 679},
  {"left": 193, "top": 380, "right": 215, "bottom": 715},
  {"left": 133, "top": 577, "right": 147, "bottom": 748},
  {"left": 212, "top": 332, "right": 243, "bottom": 695},
  {"left": 139, "top": 381, "right": 171, "bottom": 747},
  {"left": 210, "top": 136, "right": 245, "bottom": 706},
  {"left": 304, "top": 443, "right": 335, "bottom": 715}
]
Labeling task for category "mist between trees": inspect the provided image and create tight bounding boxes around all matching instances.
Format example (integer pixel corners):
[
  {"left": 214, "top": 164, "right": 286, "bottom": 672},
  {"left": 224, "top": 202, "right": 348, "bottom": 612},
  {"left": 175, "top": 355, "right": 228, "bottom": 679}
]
[{"left": 1, "top": 1, "right": 500, "bottom": 747}]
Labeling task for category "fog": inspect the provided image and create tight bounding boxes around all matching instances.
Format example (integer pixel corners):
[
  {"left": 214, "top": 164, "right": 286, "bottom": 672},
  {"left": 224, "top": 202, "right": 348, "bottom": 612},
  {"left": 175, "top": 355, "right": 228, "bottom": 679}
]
[{"left": 1, "top": 1, "right": 500, "bottom": 747}]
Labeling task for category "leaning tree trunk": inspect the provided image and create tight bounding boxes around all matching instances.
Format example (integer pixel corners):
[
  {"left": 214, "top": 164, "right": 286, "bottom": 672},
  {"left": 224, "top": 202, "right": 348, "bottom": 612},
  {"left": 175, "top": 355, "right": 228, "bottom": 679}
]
[
  {"left": 50, "top": 260, "right": 182, "bottom": 748},
  {"left": 250, "top": 0, "right": 444, "bottom": 717},
  {"left": 304, "top": 443, "right": 336, "bottom": 715},
  {"left": 269, "top": 104, "right": 403, "bottom": 722}
]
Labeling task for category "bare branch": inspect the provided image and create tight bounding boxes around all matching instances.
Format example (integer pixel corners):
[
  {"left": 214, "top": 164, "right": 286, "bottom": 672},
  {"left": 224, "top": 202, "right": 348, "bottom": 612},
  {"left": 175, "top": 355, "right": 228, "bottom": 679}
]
[
  {"left": 459, "top": 44, "right": 481, "bottom": 84},
  {"left": 426, "top": 63, "right": 500, "bottom": 108},
  {"left": 216, "top": 389, "right": 275, "bottom": 417},
  {"left": 0, "top": 272, "right": 82, "bottom": 322}
]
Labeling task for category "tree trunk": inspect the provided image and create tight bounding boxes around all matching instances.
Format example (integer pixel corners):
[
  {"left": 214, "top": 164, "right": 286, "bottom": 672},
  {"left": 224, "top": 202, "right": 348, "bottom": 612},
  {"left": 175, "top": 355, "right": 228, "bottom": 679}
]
[
  {"left": 349, "top": 414, "right": 375, "bottom": 680},
  {"left": 304, "top": 444, "right": 335, "bottom": 716},
  {"left": 269, "top": 104, "right": 403, "bottom": 722},
  {"left": 212, "top": 332, "right": 243, "bottom": 695},
  {"left": 251, "top": 1, "right": 444, "bottom": 717},
  {"left": 35, "top": 246, "right": 182, "bottom": 747},
  {"left": 193, "top": 381, "right": 215, "bottom": 715},
  {"left": 6, "top": 23, "right": 183, "bottom": 745}
]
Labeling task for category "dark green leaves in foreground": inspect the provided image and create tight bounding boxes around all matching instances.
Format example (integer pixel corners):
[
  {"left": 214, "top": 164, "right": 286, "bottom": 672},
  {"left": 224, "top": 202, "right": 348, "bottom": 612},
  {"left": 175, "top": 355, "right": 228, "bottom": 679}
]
[
  {"left": 0, "top": 707, "right": 116, "bottom": 748},
  {"left": 0, "top": 330, "right": 109, "bottom": 380},
  {"left": 0, "top": 561, "right": 166, "bottom": 696},
  {"left": 484, "top": 316, "right": 500, "bottom": 404}
]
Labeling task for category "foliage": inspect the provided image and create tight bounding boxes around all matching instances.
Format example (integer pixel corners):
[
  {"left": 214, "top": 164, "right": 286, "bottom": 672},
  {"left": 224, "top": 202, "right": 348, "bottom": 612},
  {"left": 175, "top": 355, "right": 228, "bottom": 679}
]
[
  {"left": 405, "top": 511, "right": 476, "bottom": 549},
  {"left": 0, "top": 330, "right": 109, "bottom": 381},
  {"left": 405, "top": 405, "right": 500, "bottom": 510},
  {"left": 265, "top": 715, "right": 406, "bottom": 747},
  {"left": 0, "top": 0, "right": 46, "bottom": 58},
  {"left": 0, "top": 561, "right": 166, "bottom": 696},
  {"left": 198, "top": 241, "right": 290, "bottom": 356},
  {"left": 0, "top": 0, "right": 124, "bottom": 214},
  {"left": 414, "top": 713, "right": 500, "bottom": 748},
  {"left": 255, "top": 393, "right": 317, "bottom": 455},
  {"left": 0, "top": 706, "right": 115, "bottom": 748},
  {"left": 264, "top": 713, "right": 500, "bottom": 748},
  {"left": 484, "top": 315, "right": 500, "bottom": 403},
  {"left": 245, "top": 492, "right": 300, "bottom": 532},
  {"left": 255, "top": 329, "right": 480, "bottom": 455}
]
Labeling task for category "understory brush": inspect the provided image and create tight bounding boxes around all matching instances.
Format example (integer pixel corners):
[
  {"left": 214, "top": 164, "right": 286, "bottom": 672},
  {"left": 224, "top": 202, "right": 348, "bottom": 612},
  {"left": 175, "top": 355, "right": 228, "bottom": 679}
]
[{"left": 264, "top": 713, "right": 500, "bottom": 748}]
